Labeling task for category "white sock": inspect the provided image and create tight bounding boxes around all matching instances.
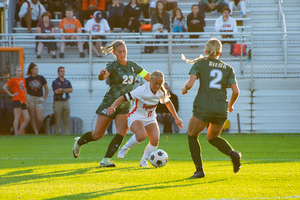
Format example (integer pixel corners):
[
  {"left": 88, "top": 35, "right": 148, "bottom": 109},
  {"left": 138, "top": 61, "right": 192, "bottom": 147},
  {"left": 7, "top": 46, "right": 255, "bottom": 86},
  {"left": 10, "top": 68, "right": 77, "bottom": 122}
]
[
  {"left": 124, "top": 134, "right": 140, "bottom": 149},
  {"left": 229, "top": 1, "right": 234, "bottom": 15},
  {"left": 141, "top": 142, "right": 158, "bottom": 161},
  {"left": 239, "top": 1, "right": 246, "bottom": 15}
]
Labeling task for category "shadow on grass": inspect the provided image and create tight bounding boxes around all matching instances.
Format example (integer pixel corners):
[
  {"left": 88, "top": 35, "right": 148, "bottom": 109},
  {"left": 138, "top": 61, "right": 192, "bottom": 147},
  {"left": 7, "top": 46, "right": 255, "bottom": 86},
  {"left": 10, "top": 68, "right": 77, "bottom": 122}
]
[{"left": 46, "top": 178, "right": 227, "bottom": 200}]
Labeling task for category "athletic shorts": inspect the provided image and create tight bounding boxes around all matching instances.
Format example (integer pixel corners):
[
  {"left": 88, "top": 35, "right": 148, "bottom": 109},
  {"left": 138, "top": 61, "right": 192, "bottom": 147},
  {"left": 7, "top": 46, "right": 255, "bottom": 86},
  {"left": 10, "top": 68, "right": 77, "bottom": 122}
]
[
  {"left": 193, "top": 106, "right": 227, "bottom": 125},
  {"left": 127, "top": 114, "right": 157, "bottom": 130},
  {"left": 27, "top": 94, "right": 44, "bottom": 108},
  {"left": 12, "top": 101, "right": 27, "bottom": 110},
  {"left": 96, "top": 103, "right": 130, "bottom": 119}
]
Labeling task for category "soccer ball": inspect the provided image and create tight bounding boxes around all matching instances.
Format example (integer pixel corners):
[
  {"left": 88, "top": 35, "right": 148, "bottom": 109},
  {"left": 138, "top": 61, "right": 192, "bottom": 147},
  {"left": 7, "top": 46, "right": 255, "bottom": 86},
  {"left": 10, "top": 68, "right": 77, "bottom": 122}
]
[{"left": 149, "top": 149, "right": 168, "bottom": 167}]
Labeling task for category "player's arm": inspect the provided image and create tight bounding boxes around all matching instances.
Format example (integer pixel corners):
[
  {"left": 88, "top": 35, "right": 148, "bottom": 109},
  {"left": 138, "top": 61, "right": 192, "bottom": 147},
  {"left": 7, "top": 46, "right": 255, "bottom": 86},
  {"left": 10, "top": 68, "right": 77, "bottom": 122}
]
[
  {"left": 106, "top": 96, "right": 126, "bottom": 116},
  {"left": 43, "top": 84, "right": 49, "bottom": 102},
  {"left": 228, "top": 83, "right": 240, "bottom": 113},
  {"left": 98, "top": 68, "right": 110, "bottom": 80},
  {"left": 138, "top": 69, "right": 150, "bottom": 82},
  {"left": 182, "top": 74, "right": 197, "bottom": 94},
  {"left": 63, "top": 88, "right": 73, "bottom": 93},
  {"left": 2, "top": 84, "right": 16, "bottom": 97},
  {"left": 165, "top": 101, "right": 183, "bottom": 130}
]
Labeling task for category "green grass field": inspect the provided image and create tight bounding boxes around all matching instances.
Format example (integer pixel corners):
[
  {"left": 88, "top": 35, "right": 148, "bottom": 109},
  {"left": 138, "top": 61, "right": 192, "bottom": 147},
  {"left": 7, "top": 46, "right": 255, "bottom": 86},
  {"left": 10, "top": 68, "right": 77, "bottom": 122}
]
[{"left": 0, "top": 134, "right": 299, "bottom": 200}]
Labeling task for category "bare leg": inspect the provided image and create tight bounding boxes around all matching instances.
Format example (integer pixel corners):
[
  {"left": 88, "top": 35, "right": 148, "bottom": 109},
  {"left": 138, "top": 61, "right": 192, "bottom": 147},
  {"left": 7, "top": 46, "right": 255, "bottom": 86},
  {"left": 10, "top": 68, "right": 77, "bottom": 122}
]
[{"left": 28, "top": 105, "right": 39, "bottom": 134}]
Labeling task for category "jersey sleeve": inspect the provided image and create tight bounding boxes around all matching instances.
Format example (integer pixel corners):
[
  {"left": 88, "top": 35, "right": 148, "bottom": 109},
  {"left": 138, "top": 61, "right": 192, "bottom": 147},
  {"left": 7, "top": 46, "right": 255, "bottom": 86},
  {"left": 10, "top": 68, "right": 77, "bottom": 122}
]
[
  {"left": 189, "top": 61, "right": 200, "bottom": 77},
  {"left": 227, "top": 67, "right": 237, "bottom": 86},
  {"left": 6, "top": 78, "right": 14, "bottom": 88},
  {"left": 125, "top": 85, "right": 143, "bottom": 101},
  {"left": 132, "top": 62, "right": 144, "bottom": 76},
  {"left": 41, "top": 76, "right": 47, "bottom": 85}
]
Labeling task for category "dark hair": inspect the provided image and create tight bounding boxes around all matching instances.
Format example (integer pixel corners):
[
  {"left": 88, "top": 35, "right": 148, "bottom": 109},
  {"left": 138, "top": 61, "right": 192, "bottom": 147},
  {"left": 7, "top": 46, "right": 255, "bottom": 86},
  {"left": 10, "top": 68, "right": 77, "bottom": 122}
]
[
  {"left": 222, "top": 7, "right": 231, "bottom": 14},
  {"left": 65, "top": 7, "right": 74, "bottom": 13},
  {"left": 172, "top": 7, "right": 184, "bottom": 23},
  {"left": 27, "top": 63, "right": 37, "bottom": 75},
  {"left": 129, "top": 0, "right": 137, "bottom": 5},
  {"left": 41, "top": 12, "right": 51, "bottom": 19},
  {"left": 58, "top": 66, "right": 65, "bottom": 72},
  {"left": 155, "top": 1, "right": 166, "bottom": 16},
  {"left": 191, "top": 4, "right": 199, "bottom": 10}
]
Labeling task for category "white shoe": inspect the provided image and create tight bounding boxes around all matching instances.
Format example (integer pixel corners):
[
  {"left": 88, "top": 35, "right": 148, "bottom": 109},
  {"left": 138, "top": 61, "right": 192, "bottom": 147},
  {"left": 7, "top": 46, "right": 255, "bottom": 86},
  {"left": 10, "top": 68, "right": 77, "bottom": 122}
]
[
  {"left": 117, "top": 146, "right": 129, "bottom": 159},
  {"left": 72, "top": 137, "right": 81, "bottom": 158},
  {"left": 99, "top": 158, "right": 116, "bottom": 167},
  {"left": 140, "top": 159, "right": 149, "bottom": 167}
]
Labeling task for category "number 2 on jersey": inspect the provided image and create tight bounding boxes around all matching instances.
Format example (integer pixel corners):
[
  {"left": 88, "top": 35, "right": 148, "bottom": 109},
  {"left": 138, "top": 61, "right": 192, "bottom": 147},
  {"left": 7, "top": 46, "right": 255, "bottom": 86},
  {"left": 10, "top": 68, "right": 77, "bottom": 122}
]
[
  {"left": 209, "top": 69, "right": 222, "bottom": 89},
  {"left": 122, "top": 75, "right": 134, "bottom": 84}
]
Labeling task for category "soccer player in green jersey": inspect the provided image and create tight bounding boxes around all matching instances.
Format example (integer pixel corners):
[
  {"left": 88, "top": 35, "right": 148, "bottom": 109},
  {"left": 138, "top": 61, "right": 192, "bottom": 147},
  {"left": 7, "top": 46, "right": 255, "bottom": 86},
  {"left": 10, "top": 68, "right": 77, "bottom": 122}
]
[
  {"left": 182, "top": 38, "right": 241, "bottom": 178},
  {"left": 72, "top": 40, "right": 150, "bottom": 167}
]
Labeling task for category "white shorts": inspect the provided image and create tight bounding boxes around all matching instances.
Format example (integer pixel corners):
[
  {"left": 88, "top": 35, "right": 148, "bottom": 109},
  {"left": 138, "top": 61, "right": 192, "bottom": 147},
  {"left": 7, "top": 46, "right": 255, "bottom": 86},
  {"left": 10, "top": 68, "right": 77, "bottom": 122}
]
[{"left": 128, "top": 114, "right": 157, "bottom": 130}]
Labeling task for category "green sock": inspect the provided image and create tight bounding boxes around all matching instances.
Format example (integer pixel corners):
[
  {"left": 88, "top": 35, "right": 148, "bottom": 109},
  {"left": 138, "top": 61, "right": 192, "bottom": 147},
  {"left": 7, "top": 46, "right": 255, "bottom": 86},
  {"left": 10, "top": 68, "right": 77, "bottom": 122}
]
[
  {"left": 104, "top": 133, "right": 124, "bottom": 158},
  {"left": 209, "top": 137, "right": 233, "bottom": 156},
  {"left": 188, "top": 135, "right": 203, "bottom": 171},
  {"left": 78, "top": 131, "right": 94, "bottom": 146}
]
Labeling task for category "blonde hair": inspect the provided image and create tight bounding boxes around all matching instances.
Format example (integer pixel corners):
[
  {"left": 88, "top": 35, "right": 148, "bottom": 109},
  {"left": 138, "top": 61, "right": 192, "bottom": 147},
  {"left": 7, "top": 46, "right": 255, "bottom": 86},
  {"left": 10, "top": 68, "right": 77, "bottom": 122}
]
[
  {"left": 101, "top": 40, "right": 126, "bottom": 55},
  {"left": 182, "top": 38, "right": 222, "bottom": 64},
  {"left": 150, "top": 70, "right": 170, "bottom": 101}
]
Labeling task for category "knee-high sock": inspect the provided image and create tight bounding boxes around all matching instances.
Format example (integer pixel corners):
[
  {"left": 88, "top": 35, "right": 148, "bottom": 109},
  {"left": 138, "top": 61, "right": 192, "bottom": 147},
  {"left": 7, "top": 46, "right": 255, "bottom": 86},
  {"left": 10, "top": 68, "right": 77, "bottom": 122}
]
[
  {"left": 123, "top": 134, "right": 141, "bottom": 149},
  {"left": 78, "top": 131, "right": 94, "bottom": 146},
  {"left": 141, "top": 142, "right": 158, "bottom": 161},
  {"left": 188, "top": 135, "right": 203, "bottom": 171},
  {"left": 209, "top": 137, "right": 233, "bottom": 156},
  {"left": 104, "top": 133, "right": 124, "bottom": 158}
]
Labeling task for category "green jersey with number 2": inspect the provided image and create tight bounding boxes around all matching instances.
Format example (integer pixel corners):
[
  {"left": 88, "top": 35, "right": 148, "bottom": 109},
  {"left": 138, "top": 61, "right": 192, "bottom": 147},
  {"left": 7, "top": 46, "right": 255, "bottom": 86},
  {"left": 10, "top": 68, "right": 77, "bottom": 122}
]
[{"left": 189, "top": 58, "right": 237, "bottom": 118}]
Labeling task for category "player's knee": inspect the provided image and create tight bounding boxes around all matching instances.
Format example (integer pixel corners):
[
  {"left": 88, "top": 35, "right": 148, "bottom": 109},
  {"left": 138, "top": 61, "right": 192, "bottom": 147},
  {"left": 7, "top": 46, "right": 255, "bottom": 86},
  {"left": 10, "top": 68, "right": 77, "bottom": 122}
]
[{"left": 136, "top": 133, "right": 147, "bottom": 142}]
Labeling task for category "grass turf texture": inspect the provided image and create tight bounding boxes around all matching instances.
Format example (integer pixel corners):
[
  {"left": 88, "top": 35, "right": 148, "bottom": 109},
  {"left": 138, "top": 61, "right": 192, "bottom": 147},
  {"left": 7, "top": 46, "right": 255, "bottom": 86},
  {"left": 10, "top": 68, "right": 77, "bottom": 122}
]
[{"left": 0, "top": 134, "right": 299, "bottom": 200}]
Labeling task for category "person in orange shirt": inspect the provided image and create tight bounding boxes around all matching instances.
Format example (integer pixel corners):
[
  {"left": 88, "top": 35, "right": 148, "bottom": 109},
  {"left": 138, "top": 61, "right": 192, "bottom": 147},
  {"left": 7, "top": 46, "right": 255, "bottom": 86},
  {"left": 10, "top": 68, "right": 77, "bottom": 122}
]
[
  {"left": 2, "top": 66, "right": 30, "bottom": 135},
  {"left": 59, "top": 8, "right": 85, "bottom": 58},
  {"left": 78, "top": 0, "right": 107, "bottom": 26}
]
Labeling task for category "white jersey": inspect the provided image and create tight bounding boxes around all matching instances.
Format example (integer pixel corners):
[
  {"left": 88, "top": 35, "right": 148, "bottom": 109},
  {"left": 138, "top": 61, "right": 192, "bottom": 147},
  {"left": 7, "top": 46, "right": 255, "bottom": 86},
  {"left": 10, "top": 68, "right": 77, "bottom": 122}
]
[
  {"left": 84, "top": 18, "right": 110, "bottom": 33},
  {"left": 215, "top": 16, "right": 238, "bottom": 38},
  {"left": 125, "top": 82, "right": 170, "bottom": 120}
]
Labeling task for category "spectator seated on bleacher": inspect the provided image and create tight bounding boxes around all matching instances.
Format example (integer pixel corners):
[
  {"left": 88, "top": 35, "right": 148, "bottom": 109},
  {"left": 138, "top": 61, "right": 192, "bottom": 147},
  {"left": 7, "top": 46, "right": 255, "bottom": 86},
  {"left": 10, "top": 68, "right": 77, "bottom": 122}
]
[
  {"left": 107, "top": 0, "right": 125, "bottom": 32},
  {"left": 149, "top": 0, "right": 157, "bottom": 15},
  {"left": 123, "top": 0, "right": 142, "bottom": 33},
  {"left": 78, "top": 0, "right": 107, "bottom": 27},
  {"left": 224, "top": 0, "right": 248, "bottom": 18},
  {"left": 171, "top": 7, "right": 186, "bottom": 38},
  {"left": 84, "top": 11, "right": 111, "bottom": 57},
  {"left": 215, "top": 7, "right": 237, "bottom": 44},
  {"left": 36, "top": 12, "right": 57, "bottom": 59},
  {"left": 18, "top": 0, "right": 46, "bottom": 33},
  {"left": 198, "top": 0, "right": 228, "bottom": 19},
  {"left": 58, "top": 8, "right": 85, "bottom": 58},
  {"left": 48, "top": 0, "right": 66, "bottom": 19},
  {"left": 187, "top": 4, "right": 205, "bottom": 47},
  {"left": 138, "top": 0, "right": 150, "bottom": 19}
]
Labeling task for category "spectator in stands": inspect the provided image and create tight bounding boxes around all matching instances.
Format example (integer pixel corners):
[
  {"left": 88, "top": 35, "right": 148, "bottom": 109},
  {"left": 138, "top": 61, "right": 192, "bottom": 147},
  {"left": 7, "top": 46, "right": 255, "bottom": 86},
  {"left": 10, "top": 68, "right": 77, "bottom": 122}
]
[
  {"left": 156, "top": 83, "right": 179, "bottom": 133},
  {"left": 58, "top": 8, "right": 85, "bottom": 58},
  {"left": 149, "top": 0, "right": 157, "bottom": 15},
  {"left": 18, "top": 0, "right": 46, "bottom": 33},
  {"left": 138, "top": 0, "right": 150, "bottom": 19},
  {"left": 151, "top": 1, "right": 170, "bottom": 39},
  {"left": 25, "top": 63, "right": 49, "bottom": 135},
  {"left": 48, "top": 0, "right": 67, "bottom": 19},
  {"left": 84, "top": 11, "right": 111, "bottom": 57},
  {"left": 52, "top": 66, "right": 73, "bottom": 134},
  {"left": 107, "top": 0, "right": 125, "bottom": 32},
  {"left": 123, "top": 0, "right": 142, "bottom": 33},
  {"left": 2, "top": 66, "right": 30, "bottom": 135},
  {"left": 78, "top": 0, "right": 107, "bottom": 27},
  {"left": 198, "top": 0, "right": 228, "bottom": 19},
  {"left": 224, "top": 0, "right": 247, "bottom": 18},
  {"left": 215, "top": 7, "right": 238, "bottom": 43},
  {"left": 105, "top": 0, "right": 113, "bottom": 10},
  {"left": 36, "top": 12, "right": 57, "bottom": 59},
  {"left": 171, "top": 7, "right": 186, "bottom": 38},
  {"left": 187, "top": 4, "right": 205, "bottom": 47}
]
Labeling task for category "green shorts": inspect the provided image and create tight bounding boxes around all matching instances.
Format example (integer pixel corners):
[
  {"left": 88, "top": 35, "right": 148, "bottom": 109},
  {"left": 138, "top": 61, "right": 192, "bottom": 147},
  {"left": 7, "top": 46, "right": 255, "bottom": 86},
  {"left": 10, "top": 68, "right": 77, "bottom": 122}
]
[
  {"left": 96, "top": 102, "right": 130, "bottom": 119},
  {"left": 193, "top": 106, "right": 227, "bottom": 125}
]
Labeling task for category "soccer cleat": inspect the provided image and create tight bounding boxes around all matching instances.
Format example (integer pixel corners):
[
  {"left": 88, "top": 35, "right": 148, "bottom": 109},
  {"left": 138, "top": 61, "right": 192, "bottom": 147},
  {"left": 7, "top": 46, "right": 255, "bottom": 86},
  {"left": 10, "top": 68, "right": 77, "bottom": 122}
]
[
  {"left": 140, "top": 159, "right": 149, "bottom": 167},
  {"left": 72, "top": 137, "right": 81, "bottom": 158},
  {"left": 191, "top": 170, "right": 205, "bottom": 178},
  {"left": 230, "top": 151, "right": 242, "bottom": 173},
  {"left": 99, "top": 158, "right": 116, "bottom": 167},
  {"left": 117, "top": 146, "right": 129, "bottom": 159}
]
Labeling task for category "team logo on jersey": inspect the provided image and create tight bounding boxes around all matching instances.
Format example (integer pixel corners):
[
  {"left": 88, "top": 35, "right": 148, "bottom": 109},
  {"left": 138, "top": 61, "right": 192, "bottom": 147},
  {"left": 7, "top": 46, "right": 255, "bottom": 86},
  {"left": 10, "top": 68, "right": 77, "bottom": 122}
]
[
  {"left": 142, "top": 104, "right": 158, "bottom": 110},
  {"left": 131, "top": 67, "right": 134, "bottom": 72},
  {"left": 101, "top": 109, "right": 107, "bottom": 115}
]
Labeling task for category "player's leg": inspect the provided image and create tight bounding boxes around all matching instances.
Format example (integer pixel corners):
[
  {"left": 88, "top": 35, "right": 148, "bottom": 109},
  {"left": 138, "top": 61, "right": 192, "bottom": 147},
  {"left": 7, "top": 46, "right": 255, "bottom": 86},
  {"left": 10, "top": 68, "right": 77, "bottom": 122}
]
[
  {"left": 34, "top": 104, "right": 43, "bottom": 133},
  {"left": 19, "top": 109, "right": 30, "bottom": 135},
  {"left": 53, "top": 101, "right": 63, "bottom": 134},
  {"left": 238, "top": 0, "right": 247, "bottom": 17},
  {"left": 27, "top": 99, "right": 39, "bottom": 135},
  {"left": 139, "top": 122, "right": 160, "bottom": 167},
  {"left": 100, "top": 114, "right": 128, "bottom": 167},
  {"left": 75, "top": 35, "right": 84, "bottom": 57},
  {"left": 13, "top": 106, "right": 22, "bottom": 135},
  {"left": 91, "top": 40, "right": 102, "bottom": 57},
  {"left": 207, "top": 121, "right": 242, "bottom": 173},
  {"left": 36, "top": 42, "right": 44, "bottom": 57},
  {"left": 118, "top": 120, "right": 146, "bottom": 159},
  {"left": 62, "top": 100, "right": 70, "bottom": 134},
  {"left": 187, "top": 115, "right": 207, "bottom": 178}
]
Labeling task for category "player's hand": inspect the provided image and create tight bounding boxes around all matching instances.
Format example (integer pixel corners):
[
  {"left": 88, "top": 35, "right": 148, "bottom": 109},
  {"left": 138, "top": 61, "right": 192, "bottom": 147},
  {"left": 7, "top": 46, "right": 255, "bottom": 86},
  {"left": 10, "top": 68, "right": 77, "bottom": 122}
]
[
  {"left": 175, "top": 118, "right": 183, "bottom": 130},
  {"left": 100, "top": 69, "right": 107, "bottom": 74},
  {"left": 182, "top": 87, "right": 188, "bottom": 95},
  {"left": 228, "top": 104, "right": 234, "bottom": 112},
  {"left": 106, "top": 107, "right": 116, "bottom": 116},
  {"left": 11, "top": 92, "right": 19, "bottom": 97}
]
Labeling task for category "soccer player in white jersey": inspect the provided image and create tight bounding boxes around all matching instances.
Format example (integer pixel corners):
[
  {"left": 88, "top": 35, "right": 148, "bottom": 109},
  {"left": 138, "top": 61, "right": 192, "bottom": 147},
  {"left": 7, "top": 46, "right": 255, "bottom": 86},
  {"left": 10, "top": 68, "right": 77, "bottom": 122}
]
[{"left": 106, "top": 70, "right": 183, "bottom": 167}]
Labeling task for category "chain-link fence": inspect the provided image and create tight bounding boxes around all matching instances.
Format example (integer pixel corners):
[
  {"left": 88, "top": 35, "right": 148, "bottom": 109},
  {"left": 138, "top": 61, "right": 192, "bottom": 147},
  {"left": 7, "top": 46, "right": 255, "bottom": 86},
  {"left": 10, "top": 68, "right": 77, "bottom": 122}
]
[{"left": 1, "top": 32, "right": 299, "bottom": 82}]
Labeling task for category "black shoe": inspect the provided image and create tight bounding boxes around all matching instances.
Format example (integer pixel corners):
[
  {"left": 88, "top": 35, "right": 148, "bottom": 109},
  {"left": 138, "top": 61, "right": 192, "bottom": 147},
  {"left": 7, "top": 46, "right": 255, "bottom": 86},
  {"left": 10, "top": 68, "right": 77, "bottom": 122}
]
[
  {"left": 52, "top": 55, "right": 56, "bottom": 59},
  {"left": 190, "top": 170, "right": 205, "bottom": 178},
  {"left": 36, "top": 55, "right": 41, "bottom": 59},
  {"left": 59, "top": 53, "right": 64, "bottom": 58},
  {"left": 79, "top": 52, "right": 85, "bottom": 58},
  {"left": 230, "top": 150, "right": 242, "bottom": 173}
]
